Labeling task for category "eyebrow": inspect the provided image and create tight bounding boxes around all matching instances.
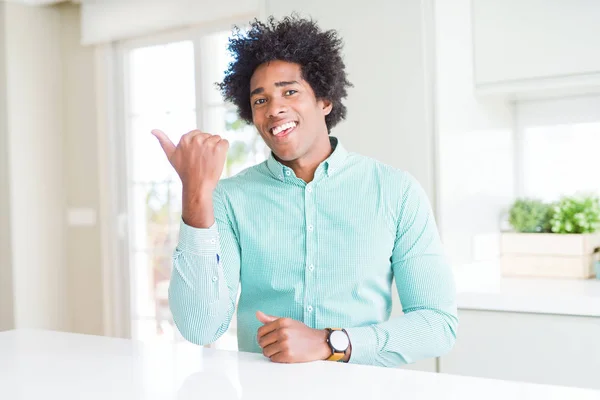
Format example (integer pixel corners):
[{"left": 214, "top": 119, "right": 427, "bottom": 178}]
[{"left": 250, "top": 81, "right": 299, "bottom": 97}]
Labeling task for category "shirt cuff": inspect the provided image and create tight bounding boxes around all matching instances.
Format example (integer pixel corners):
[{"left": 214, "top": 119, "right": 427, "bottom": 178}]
[
  {"left": 177, "top": 218, "right": 220, "bottom": 257},
  {"left": 344, "top": 325, "right": 379, "bottom": 366}
]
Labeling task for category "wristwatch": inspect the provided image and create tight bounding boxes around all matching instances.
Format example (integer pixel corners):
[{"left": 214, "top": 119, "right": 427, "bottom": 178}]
[{"left": 325, "top": 328, "right": 350, "bottom": 362}]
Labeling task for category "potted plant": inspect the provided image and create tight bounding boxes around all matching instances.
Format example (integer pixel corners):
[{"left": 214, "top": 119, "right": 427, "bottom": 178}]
[{"left": 501, "top": 195, "right": 600, "bottom": 279}]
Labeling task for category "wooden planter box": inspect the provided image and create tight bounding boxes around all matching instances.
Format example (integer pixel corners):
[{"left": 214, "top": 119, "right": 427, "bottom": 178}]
[{"left": 501, "top": 233, "right": 600, "bottom": 279}]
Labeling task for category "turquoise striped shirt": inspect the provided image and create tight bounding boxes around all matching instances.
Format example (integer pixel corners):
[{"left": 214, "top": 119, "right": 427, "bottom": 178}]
[{"left": 169, "top": 137, "right": 458, "bottom": 367}]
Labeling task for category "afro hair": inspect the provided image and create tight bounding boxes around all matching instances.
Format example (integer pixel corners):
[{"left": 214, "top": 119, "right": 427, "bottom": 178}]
[{"left": 217, "top": 14, "right": 353, "bottom": 133}]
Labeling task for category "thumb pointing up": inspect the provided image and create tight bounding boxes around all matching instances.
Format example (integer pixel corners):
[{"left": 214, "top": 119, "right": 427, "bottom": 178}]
[{"left": 256, "top": 310, "right": 278, "bottom": 324}]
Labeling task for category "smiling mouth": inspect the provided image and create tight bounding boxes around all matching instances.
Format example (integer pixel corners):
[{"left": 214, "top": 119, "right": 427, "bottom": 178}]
[{"left": 270, "top": 121, "right": 298, "bottom": 137}]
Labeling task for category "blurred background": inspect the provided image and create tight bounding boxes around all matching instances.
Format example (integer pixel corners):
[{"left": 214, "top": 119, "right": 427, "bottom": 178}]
[{"left": 1, "top": 0, "right": 599, "bottom": 391}]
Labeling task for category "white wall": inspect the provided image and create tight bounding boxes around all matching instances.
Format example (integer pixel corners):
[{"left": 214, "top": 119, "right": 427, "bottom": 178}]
[
  {"left": 434, "top": 0, "right": 515, "bottom": 266},
  {"left": 265, "top": 0, "right": 436, "bottom": 200},
  {"left": 0, "top": 2, "right": 16, "bottom": 331},
  {"left": 4, "top": 2, "right": 68, "bottom": 330},
  {"left": 60, "top": 3, "right": 105, "bottom": 335},
  {"left": 0, "top": 2, "right": 107, "bottom": 334}
]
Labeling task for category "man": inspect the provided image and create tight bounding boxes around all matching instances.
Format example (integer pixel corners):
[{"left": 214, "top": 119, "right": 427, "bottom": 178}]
[{"left": 152, "top": 15, "right": 457, "bottom": 367}]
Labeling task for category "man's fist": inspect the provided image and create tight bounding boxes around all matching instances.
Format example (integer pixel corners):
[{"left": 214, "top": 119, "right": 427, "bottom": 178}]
[
  {"left": 256, "top": 311, "right": 332, "bottom": 363},
  {"left": 151, "top": 129, "right": 229, "bottom": 193}
]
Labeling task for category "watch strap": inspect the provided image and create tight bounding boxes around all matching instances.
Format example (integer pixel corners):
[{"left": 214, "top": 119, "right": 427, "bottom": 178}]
[{"left": 326, "top": 351, "right": 345, "bottom": 362}]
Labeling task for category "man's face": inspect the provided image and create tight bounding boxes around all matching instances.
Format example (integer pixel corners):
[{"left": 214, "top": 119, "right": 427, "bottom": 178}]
[{"left": 249, "top": 60, "right": 332, "bottom": 162}]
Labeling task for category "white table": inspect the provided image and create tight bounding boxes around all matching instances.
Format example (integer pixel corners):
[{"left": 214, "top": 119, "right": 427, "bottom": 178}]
[{"left": 1, "top": 330, "right": 599, "bottom": 400}]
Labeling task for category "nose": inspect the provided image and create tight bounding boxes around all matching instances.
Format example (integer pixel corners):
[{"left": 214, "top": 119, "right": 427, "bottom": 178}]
[{"left": 266, "top": 97, "right": 287, "bottom": 119}]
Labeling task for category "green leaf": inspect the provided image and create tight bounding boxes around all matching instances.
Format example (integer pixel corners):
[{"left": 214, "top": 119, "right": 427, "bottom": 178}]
[
  {"left": 508, "top": 198, "right": 553, "bottom": 233},
  {"left": 549, "top": 194, "right": 600, "bottom": 234}
]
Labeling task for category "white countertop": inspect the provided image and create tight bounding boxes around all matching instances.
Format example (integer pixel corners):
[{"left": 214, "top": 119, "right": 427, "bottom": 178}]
[
  {"left": 1, "top": 329, "right": 599, "bottom": 399},
  {"left": 455, "top": 262, "right": 600, "bottom": 317}
]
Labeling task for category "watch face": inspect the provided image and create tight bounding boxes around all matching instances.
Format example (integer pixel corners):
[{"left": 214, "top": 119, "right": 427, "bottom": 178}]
[{"left": 330, "top": 330, "right": 349, "bottom": 352}]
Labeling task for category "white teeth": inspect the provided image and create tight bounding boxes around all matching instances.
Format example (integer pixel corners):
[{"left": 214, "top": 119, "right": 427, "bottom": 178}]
[{"left": 271, "top": 121, "right": 296, "bottom": 135}]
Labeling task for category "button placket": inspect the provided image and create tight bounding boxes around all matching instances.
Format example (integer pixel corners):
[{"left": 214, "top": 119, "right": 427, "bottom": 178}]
[{"left": 303, "top": 181, "right": 317, "bottom": 326}]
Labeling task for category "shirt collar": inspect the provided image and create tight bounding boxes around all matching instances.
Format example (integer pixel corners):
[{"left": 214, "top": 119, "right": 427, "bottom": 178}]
[
  {"left": 266, "top": 136, "right": 348, "bottom": 181},
  {"left": 324, "top": 136, "right": 348, "bottom": 176}
]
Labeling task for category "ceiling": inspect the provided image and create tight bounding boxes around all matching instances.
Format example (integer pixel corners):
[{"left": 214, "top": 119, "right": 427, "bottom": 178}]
[{"left": 7, "top": 0, "right": 77, "bottom": 5}]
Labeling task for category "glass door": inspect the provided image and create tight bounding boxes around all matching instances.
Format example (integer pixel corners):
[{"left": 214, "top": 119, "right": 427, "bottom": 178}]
[{"left": 125, "top": 40, "right": 196, "bottom": 343}]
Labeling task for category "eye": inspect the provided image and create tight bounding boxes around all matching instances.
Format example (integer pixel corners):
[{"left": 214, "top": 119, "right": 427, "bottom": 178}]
[
  {"left": 285, "top": 89, "right": 298, "bottom": 96},
  {"left": 253, "top": 98, "right": 266, "bottom": 106}
]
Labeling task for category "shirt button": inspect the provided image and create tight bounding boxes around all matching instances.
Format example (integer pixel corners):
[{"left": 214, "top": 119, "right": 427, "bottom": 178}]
[
  {"left": 278, "top": 174, "right": 283, "bottom": 180},
  {"left": 307, "top": 306, "right": 313, "bottom": 312},
  {"left": 307, "top": 187, "right": 313, "bottom": 193},
  {"left": 307, "top": 225, "right": 314, "bottom": 232},
  {"left": 285, "top": 170, "right": 291, "bottom": 176},
  {"left": 308, "top": 264, "right": 314, "bottom": 272},
  {"left": 212, "top": 276, "right": 218, "bottom": 282}
]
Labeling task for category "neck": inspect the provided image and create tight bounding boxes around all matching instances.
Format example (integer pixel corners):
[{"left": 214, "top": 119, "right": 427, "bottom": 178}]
[{"left": 278, "top": 135, "right": 333, "bottom": 183}]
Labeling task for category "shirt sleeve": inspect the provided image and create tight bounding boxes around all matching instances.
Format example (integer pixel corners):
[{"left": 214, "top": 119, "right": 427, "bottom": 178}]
[
  {"left": 345, "top": 173, "right": 458, "bottom": 367},
  {"left": 168, "top": 185, "right": 241, "bottom": 346}
]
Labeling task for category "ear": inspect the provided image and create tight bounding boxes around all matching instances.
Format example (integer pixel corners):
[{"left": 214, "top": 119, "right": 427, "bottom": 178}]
[{"left": 320, "top": 99, "right": 333, "bottom": 116}]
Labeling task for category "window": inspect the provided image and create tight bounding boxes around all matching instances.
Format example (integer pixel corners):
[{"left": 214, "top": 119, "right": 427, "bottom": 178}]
[
  {"left": 517, "top": 95, "right": 600, "bottom": 202},
  {"left": 120, "top": 28, "right": 266, "bottom": 348},
  {"left": 522, "top": 122, "right": 600, "bottom": 202}
]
